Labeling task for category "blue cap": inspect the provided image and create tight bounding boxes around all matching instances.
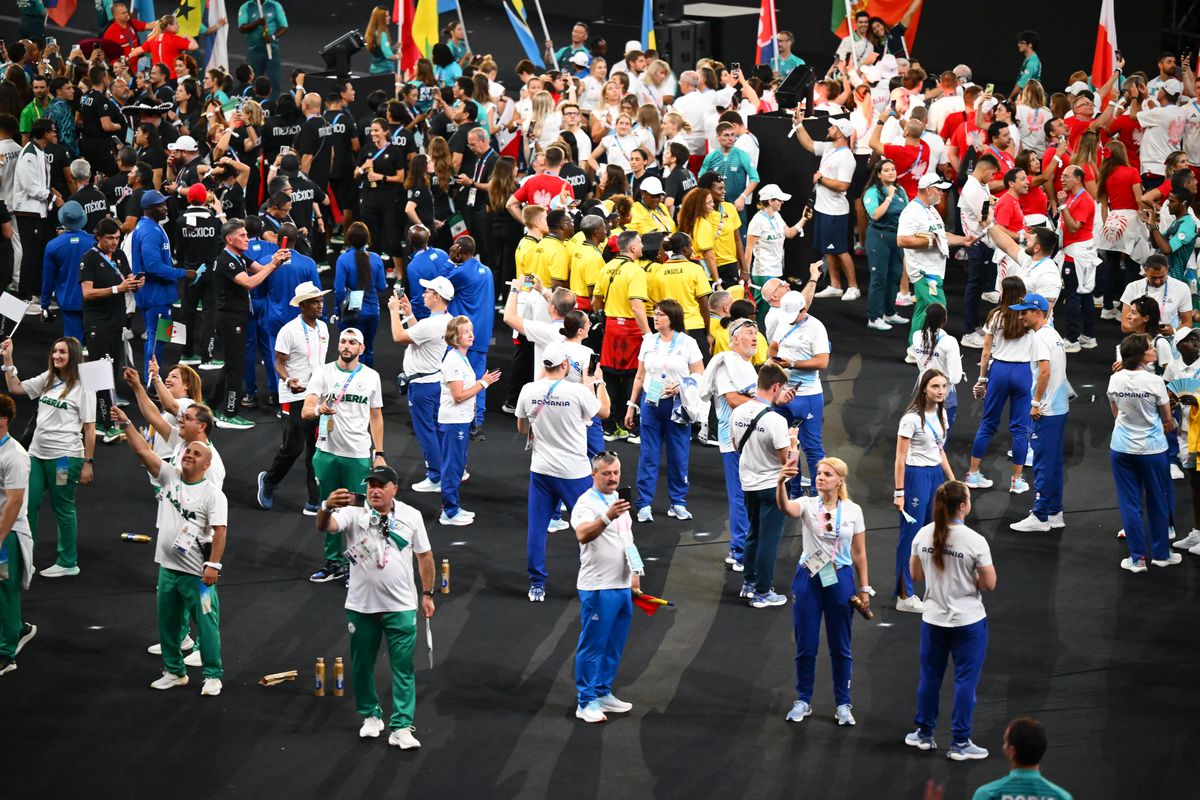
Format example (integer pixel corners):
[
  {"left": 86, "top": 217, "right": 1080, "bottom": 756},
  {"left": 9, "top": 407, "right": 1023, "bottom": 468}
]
[
  {"left": 1009, "top": 293, "right": 1050, "bottom": 312},
  {"left": 140, "top": 189, "right": 168, "bottom": 209}
]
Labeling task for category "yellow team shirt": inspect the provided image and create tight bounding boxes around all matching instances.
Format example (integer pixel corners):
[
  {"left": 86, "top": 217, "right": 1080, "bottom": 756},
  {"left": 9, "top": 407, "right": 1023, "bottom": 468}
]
[
  {"left": 709, "top": 201, "right": 742, "bottom": 265},
  {"left": 646, "top": 257, "right": 711, "bottom": 330},
  {"left": 594, "top": 256, "right": 648, "bottom": 319},
  {"left": 539, "top": 235, "right": 571, "bottom": 285},
  {"left": 569, "top": 240, "right": 606, "bottom": 301},
  {"left": 691, "top": 215, "right": 717, "bottom": 256},
  {"left": 515, "top": 235, "right": 543, "bottom": 283},
  {"left": 629, "top": 201, "right": 677, "bottom": 236},
  {"left": 708, "top": 317, "right": 767, "bottom": 364}
]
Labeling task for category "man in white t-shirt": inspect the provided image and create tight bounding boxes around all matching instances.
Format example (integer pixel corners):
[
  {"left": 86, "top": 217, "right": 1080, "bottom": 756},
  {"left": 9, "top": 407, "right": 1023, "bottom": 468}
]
[
  {"left": 768, "top": 290, "right": 830, "bottom": 499},
  {"left": 316, "top": 465, "right": 435, "bottom": 750},
  {"left": 516, "top": 342, "right": 609, "bottom": 602},
  {"left": 569, "top": 452, "right": 639, "bottom": 723},
  {"left": 258, "top": 281, "right": 331, "bottom": 515},
  {"left": 672, "top": 71, "right": 712, "bottom": 157},
  {"left": 1119, "top": 254, "right": 1193, "bottom": 331},
  {"left": 0, "top": 395, "right": 35, "bottom": 676},
  {"left": 1137, "top": 79, "right": 1188, "bottom": 179},
  {"left": 502, "top": 281, "right": 576, "bottom": 370},
  {"left": 987, "top": 224, "right": 1064, "bottom": 309},
  {"left": 959, "top": 155, "right": 1001, "bottom": 348},
  {"left": 793, "top": 115, "right": 860, "bottom": 300},
  {"left": 302, "top": 327, "right": 386, "bottom": 584},
  {"left": 112, "top": 406, "right": 228, "bottom": 697},
  {"left": 731, "top": 362, "right": 796, "bottom": 608},
  {"left": 899, "top": 174, "right": 976, "bottom": 348},
  {"left": 390, "top": 276, "right": 454, "bottom": 494},
  {"left": 1008, "top": 294, "right": 1069, "bottom": 533}
]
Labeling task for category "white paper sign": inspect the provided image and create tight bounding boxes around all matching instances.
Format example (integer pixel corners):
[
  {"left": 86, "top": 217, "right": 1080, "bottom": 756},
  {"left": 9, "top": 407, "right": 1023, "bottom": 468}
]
[
  {"left": 79, "top": 359, "right": 116, "bottom": 394},
  {"left": 0, "top": 292, "right": 27, "bottom": 324}
]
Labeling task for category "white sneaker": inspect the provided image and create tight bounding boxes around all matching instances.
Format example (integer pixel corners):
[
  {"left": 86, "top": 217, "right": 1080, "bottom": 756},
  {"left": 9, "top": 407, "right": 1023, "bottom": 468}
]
[
  {"left": 1100, "top": 307, "right": 1121, "bottom": 320},
  {"left": 980, "top": 291, "right": 1000, "bottom": 304},
  {"left": 1189, "top": 541, "right": 1200, "bottom": 556},
  {"left": 439, "top": 511, "right": 473, "bottom": 526},
  {"left": 359, "top": 716, "right": 385, "bottom": 738},
  {"left": 964, "top": 471, "right": 993, "bottom": 489},
  {"left": 1173, "top": 529, "right": 1200, "bottom": 549},
  {"left": 575, "top": 700, "right": 608, "bottom": 723},
  {"left": 1010, "top": 513, "right": 1051, "bottom": 532},
  {"left": 388, "top": 727, "right": 421, "bottom": 749},
  {"left": 884, "top": 314, "right": 908, "bottom": 325},
  {"left": 1063, "top": 340, "right": 1081, "bottom": 353},
  {"left": 841, "top": 287, "right": 861, "bottom": 301},
  {"left": 636, "top": 507, "right": 653, "bottom": 523},
  {"left": 814, "top": 285, "right": 844, "bottom": 299},
  {"left": 150, "top": 671, "right": 189, "bottom": 690},
  {"left": 1078, "top": 335, "right": 1098, "bottom": 349},
  {"left": 1171, "top": 463, "right": 1185, "bottom": 480},
  {"left": 867, "top": 318, "right": 892, "bottom": 331},
  {"left": 595, "top": 693, "right": 633, "bottom": 713},
  {"left": 1048, "top": 512, "right": 1065, "bottom": 529},
  {"left": 1120, "top": 557, "right": 1147, "bottom": 573},
  {"left": 547, "top": 518, "right": 570, "bottom": 533},
  {"left": 895, "top": 292, "right": 915, "bottom": 307},
  {"left": 960, "top": 331, "right": 986, "bottom": 349},
  {"left": 1152, "top": 552, "right": 1183, "bottom": 567},
  {"left": 410, "top": 478, "right": 441, "bottom": 493},
  {"left": 835, "top": 704, "right": 856, "bottom": 726},
  {"left": 200, "top": 678, "right": 222, "bottom": 696},
  {"left": 1009, "top": 477, "right": 1030, "bottom": 494},
  {"left": 895, "top": 595, "right": 925, "bottom": 613},
  {"left": 39, "top": 564, "right": 80, "bottom": 578},
  {"left": 148, "top": 635, "right": 195, "bottom": 655},
  {"left": 667, "top": 504, "right": 692, "bottom": 520},
  {"left": 184, "top": 650, "right": 202, "bottom": 667}
]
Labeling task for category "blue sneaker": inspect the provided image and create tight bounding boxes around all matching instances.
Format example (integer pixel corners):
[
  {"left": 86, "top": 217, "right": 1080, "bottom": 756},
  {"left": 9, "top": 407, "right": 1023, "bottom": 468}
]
[
  {"left": 1009, "top": 477, "right": 1030, "bottom": 494},
  {"left": 750, "top": 590, "right": 787, "bottom": 608},
  {"left": 667, "top": 504, "right": 693, "bottom": 520},
  {"left": 948, "top": 740, "right": 989, "bottom": 760},
  {"left": 905, "top": 729, "right": 937, "bottom": 750},
  {"left": 964, "top": 471, "right": 993, "bottom": 489},
  {"left": 785, "top": 699, "right": 812, "bottom": 722},
  {"left": 528, "top": 585, "right": 545, "bottom": 602},
  {"left": 738, "top": 581, "right": 755, "bottom": 599},
  {"left": 302, "top": 503, "right": 320, "bottom": 516},
  {"left": 256, "top": 471, "right": 274, "bottom": 510}
]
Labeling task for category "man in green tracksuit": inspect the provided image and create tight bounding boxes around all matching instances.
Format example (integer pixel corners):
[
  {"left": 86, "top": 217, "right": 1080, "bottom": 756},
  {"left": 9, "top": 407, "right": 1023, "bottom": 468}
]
[
  {"left": 317, "top": 465, "right": 436, "bottom": 749},
  {"left": 0, "top": 394, "right": 37, "bottom": 676},
  {"left": 302, "top": 327, "right": 386, "bottom": 584}
]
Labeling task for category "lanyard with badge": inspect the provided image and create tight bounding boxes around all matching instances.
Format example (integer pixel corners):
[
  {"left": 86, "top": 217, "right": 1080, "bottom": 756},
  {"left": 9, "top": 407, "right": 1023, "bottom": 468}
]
[
  {"left": 345, "top": 506, "right": 409, "bottom": 569},
  {"left": 802, "top": 500, "right": 841, "bottom": 587},
  {"left": 41, "top": 379, "right": 76, "bottom": 486},
  {"left": 367, "top": 144, "right": 389, "bottom": 189},
  {"left": 321, "top": 365, "right": 362, "bottom": 439},
  {"left": 591, "top": 488, "right": 644, "bottom": 575},
  {"left": 170, "top": 482, "right": 205, "bottom": 559},
  {"left": 645, "top": 333, "right": 679, "bottom": 404},
  {"left": 468, "top": 151, "right": 493, "bottom": 207},
  {"left": 94, "top": 248, "right": 124, "bottom": 281},
  {"left": 526, "top": 378, "right": 563, "bottom": 450},
  {"left": 300, "top": 321, "right": 327, "bottom": 378},
  {"left": 648, "top": 204, "right": 671, "bottom": 231},
  {"left": 923, "top": 414, "right": 946, "bottom": 451}
]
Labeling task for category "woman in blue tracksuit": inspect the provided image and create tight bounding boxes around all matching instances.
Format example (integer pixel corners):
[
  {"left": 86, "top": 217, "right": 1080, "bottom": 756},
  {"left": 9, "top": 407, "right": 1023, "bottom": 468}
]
[
  {"left": 906, "top": 480, "right": 996, "bottom": 761},
  {"left": 966, "top": 276, "right": 1031, "bottom": 494},
  {"left": 623, "top": 299, "right": 704, "bottom": 523},
  {"left": 334, "top": 222, "right": 388, "bottom": 366},
  {"left": 911, "top": 303, "right": 963, "bottom": 430},
  {"left": 893, "top": 369, "right": 955, "bottom": 614},
  {"left": 1108, "top": 333, "right": 1179, "bottom": 571},
  {"left": 777, "top": 456, "right": 872, "bottom": 727}
]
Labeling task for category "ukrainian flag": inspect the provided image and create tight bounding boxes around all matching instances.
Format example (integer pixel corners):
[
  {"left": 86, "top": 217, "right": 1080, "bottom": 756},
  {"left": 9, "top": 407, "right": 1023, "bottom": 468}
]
[
  {"left": 502, "top": 0, "right": 544, "bottom": 69},
  {"left": 641, "top": 0, "right": 656, "bottom": 51}
]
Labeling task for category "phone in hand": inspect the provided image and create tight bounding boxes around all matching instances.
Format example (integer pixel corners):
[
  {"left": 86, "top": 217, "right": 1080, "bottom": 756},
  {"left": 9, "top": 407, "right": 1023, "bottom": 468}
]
[
  {"left": 980, "top": 200, "right": 992, "bottom": 221},
  {"left": 1114, "top": 49, "right": 1122, "bottom": 61},
  {"left": 731, "top": 62, "right": 741, "bottom": 75},
  {"left": 350, "top": 492, "right": 367, "bottom": 507},
  {"left": 522, "top": 273, "right": 535, "bottom": 291},
  {"left": 617, "top": 486, "right": 632, "bottom": 504},
  {"left": 588, "top": 352, "right": 601, "bottom": 376},
  {"left": 46, "top": 36, "right": 57, "bottom": 48},
  {"left": 984, "top": 83, "right": 994, "bottom": 95}
]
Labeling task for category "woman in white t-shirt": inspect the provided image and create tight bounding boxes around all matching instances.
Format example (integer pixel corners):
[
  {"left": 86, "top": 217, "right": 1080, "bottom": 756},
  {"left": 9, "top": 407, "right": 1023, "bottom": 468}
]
[
  {"left": 906, "top": 480, "right": 996, "bottom": 758},
  {"left": 624, "top": 299, "right": 704, "bottom": 523},
  {"left": 776, "top": 456, "right": 870, "bottom": 726},
  {"left": 588, "top": 114, "right": 642, "bottom": 175},
  {"left": 438, "top": 316, "right": 501, "bottom": 527},
  {"left": 966, "top": 276, "right": 1033, "bottom": 493},
  {"left": 145, "top": 357, "right": 201, "bottom": 458},
  {"left": 912, "top": 303, "right": 963, "bottom": 429},
  {"left": 0, "top": 337, "right": 95, "bottom": 578},
  {"left": 1108, "top": 333, "right": 1179, "bottom": 571},
  {"left": 589, "top": 80, "right": 624, "bottom": 141},
  {"left": 579, "top": 58, "right": 607, "bottom": 114},
  {"left": 893, "top": 369, "right": 955, "bottom": 614},
  {"left": 746, "top": 185, "right": 808, "bottom": 286},
  {"left": 1015, "top": 81, "right": 1052, "bottom": 157}
]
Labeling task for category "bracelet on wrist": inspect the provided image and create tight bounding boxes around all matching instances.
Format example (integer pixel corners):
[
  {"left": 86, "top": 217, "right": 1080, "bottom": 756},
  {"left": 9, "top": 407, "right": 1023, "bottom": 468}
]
[
  {"left": 203, "top": 561, "right": 222, "bottom": 572},
  {"left": 894, "top": 489, "right": 905, "bottom": 497}
]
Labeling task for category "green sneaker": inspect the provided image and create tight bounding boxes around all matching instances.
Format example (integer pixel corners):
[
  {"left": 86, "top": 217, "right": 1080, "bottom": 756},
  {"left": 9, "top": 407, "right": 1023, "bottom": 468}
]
[
  {"left": 178, "top": 355, "right": 202, "bottom": 366},
  {"left": 100, "top": 425, "right": 126, "bottom": 444},
  {"left": 214, "top": 413, "right": 255, "bottom": 430},
  {"left": 199, "top": 360, "right": 224, "bottom": 371},
  {"left": 604, "top": 426, "right": 630, "bottom": 442}
]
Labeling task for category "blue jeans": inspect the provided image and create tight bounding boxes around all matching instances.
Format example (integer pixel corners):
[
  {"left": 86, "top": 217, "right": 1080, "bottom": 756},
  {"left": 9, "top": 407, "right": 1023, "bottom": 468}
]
[
  {"left": 915, "top": 618, "right": 989, "bottom": 743},
  {"left": 526, "top": 472, "right": 593, "bottom": 587},
  {"left": 721, "top": 451, "right": 749, "bottom": 560},
  {"left": 141, "top": 304, "right": 171, "bottom": 381},
  {"left": 407, "top": 381, "right": 442, "bottom": 483},
  {"left": 743, "top": 487, "right": 786, "bottom": 594},
  {"left": 897, "top": 464, "right": 943, "bottom": 597},
  {"left": 437, "top": 421, "right": 470, "bottom": 517},
  {"left": 1110, "top": 449, "right": 1171, "bottom": 562},
  {"left": 962, "top": 241, "right": 995, "bottom": 333},
  {"left": 791, "top": 564, "right": 855, "bottom": 705},
  {"left": 779, "top": 392, "right": 825, "bottom": 497},
  {"left": 866, "top": 226, "right": 901, "bottom": 320},
  {"left": 575, "top": 588, "right": 633, "bottom": 706},
  {"left": 635, "top": 396, "right": 690, "bottom": 510},
  {"left": 1031, "top": 414, "right": 1067, "bottom": 520},
  {"left": 970, "top": 360, "right": 1031, "bottom": 465}
]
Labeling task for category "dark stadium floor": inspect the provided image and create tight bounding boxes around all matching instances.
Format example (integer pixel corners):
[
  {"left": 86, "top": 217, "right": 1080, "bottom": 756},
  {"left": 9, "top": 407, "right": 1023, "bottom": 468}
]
[{"left": 1, "top": 254, "right": 1197, "bottom": 800}]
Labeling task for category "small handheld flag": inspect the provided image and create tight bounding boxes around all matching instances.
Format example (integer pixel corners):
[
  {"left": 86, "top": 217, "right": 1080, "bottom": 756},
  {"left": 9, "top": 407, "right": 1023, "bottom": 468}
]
[
  {"left": 156, "top": 319, "right": 188, "bottom": 345},
  {"left": 633, "top": 590, "right": 674, "bottom": 617}
]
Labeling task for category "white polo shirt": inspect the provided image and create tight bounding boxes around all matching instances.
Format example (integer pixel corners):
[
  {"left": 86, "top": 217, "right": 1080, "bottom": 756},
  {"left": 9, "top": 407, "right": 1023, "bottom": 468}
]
[
  {"left": 274, "top": 316, "right": 331, "bottom": 403},
  {"left": 811, "top": 141, "right": 856, "bottom": 215},
  {"left": 1029, "top": 325, "right": 1069, "bottom": 416},
  {"left": 333, "top": 499, "right": 431, "bottom": 614},
  {"left": 570, "top": 487, "right": 634, "bottom": 591},
  {"left": 1121, "top": 277, "right": 1192, "bottom": 330},
  {"left": 898, "top": 198, "right": 949, "bottom": 280},
  {"left": 771, "top": 314, "right": 830, "bottom": 396}
]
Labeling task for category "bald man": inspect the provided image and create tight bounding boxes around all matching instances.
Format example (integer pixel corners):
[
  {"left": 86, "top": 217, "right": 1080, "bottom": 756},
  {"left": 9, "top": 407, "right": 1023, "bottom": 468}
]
[
  {"left": 294, "top": 92, "right": 333, "bottom": 196},
  {"left": 757, "top": 277, "right": 790, "bottom": 333}
]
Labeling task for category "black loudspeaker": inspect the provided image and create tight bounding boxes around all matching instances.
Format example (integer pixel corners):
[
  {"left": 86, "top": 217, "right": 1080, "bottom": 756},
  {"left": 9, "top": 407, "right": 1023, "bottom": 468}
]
[
  {"left": 656, "top": 19, "right": 711, "bottom": 73},
  {"left": 603, "top": 0, "right": 683, "bottom": 24},
  {"left": 679, "top": 5, "right": 759, "bottom": 66},
  {"left": 775, "top": 64, "right": 815, "bottom": 111},
  {"left": 747, "top": 113, "right": 830, "bottom": 272}
]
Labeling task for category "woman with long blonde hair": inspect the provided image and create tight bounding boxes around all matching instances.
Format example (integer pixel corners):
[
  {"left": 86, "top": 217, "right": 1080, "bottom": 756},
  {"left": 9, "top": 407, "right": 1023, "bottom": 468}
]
[
  {"left": 365, "top": 7, "right": 400, "bottom": 74},
  {"left": 1070, "top": 130, "right": 1101, "bottom": 196}
]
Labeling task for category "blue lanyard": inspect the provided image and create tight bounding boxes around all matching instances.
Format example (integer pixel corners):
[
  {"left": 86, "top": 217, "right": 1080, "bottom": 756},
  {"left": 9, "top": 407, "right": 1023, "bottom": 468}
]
[
  {"left": 654, "top": 333, "right": 679, "bottom": 378},
  {"left": 300, "top": 320, "right": 325, "bottom": 363},
  {"left": 94, "top": 248, "right": 123, "bottom": 279},
  {"left": 543, "top": 378, "right": 563, "bottom": 404},
  {"left": 922, "top": 413, "right": 945, "bottom": 450},
  {"left": 456, "top": 348, "right": 473, "bottom": 372},
  {"left": 0, "top": 435, "right": 9, "bottom": 448},
  {"left": 372, "top": 144, "right": 389, "bottom": 160},
  {"left": 590, "top": 487, "right": 614, "bottom": 506},
  {"left": 781, "top": 317, "right": 808, "bottom": 343}
]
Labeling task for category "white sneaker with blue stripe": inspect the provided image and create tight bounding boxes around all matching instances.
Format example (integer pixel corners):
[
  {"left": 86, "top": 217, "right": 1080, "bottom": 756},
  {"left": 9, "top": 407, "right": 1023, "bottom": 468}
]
[
  {"left": 785, "top": 700, "right": 811, "bottom": 722},
  {"left": 947, "top": 739, "right": 989, "bottom": 760},
  {"left": 964, "top": 471, "right": 992, "bottom": 489},
  {"left": 905, "top": 730, "right": 937, "bottom": 750}
]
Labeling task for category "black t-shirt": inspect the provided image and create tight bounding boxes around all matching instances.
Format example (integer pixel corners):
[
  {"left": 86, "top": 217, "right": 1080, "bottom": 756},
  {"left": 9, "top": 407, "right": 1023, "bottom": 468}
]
[
  {"left": 79, "top": 247, "right": 131, "bottom": 326},
  {"left": 629, "top": 168, "right": 662, "bottom": 198},
  {"left": 447, "top": 125, "right": 471, "bottom": 161},
  {"left": 174, "top": 205, "right": 223, "bottom": 267},
  {"left": 214, "top": 181, "right": 245, "bottom": 220},
  {"left": 156, "top": 118, "right": 180, "bottom": 149},
  {"left": 428, "top": 112, "right": 456, "bottom": 141},
  {"left": 358, "top": 143, "right": 403, "bottom": 209},
  {"left": 559, "top": 163, "right": 591, "bottom": 203},
  {"left": 43, "top": 142, "right": 70, "bottom": 198},
  {"left": 388, "top": 127, "right": 415, "bottom": 162},
  {"left": 662, "top": 166, "right": 697, "bottom": 210},
  {"left": 293, "top": 114, "right": 332, "bottom": 188},
  {"left": 100, "top": 170, "right": 131, "bottom": 211},
  {"left": 431, "top": 175, "right": 452, "bottom": 221},
  {"left": 325, "top": 108, "right": 358, "bottom": 179},
  {"left": 68, "top": 186, "right": 110, "bottom": 233},
  {"left": 214, "top": 248, "right": 253, "bottom": 313},
  {"left": 226, "top": 124, "right": 262, "bottom": 165},
  {"left": 121, "top": 187, "right": 146, "bottom": 223},
  {"left": 406, "top": 186, "right": 434, "bottom": 229},
  {"left": 285, "top": 173, "right": 325, "bottom": 230},
  {"left": 138, "top": 145, "right": 167, "bottom": 174},
  {"left": 263, "top": 116, "right": 302, "bottom": 163},
  {"left": 78, "top": 89, "right": 118, "bottom": 141},
  {"left": 457, "top": 149, "right": 496, "bottom": 211}
]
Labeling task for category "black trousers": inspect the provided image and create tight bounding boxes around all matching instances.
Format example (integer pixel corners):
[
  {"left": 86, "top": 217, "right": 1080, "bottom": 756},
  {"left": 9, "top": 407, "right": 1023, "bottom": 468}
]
[
  {"left": 178, "top": 270, "right": 216, "bottom": 360},
  {"left": 686, "top": 327, "right": 711, "bottom": 363},
  {"left": 602, "top": 367, "right": 637, "bottom": 434},
  {"left": 264, "top": 401, "right": 319, "bottom": 504},
  {"left": 1054, "top": 259, "right": 1096, "bottom": 342},
  {"left": 505, "top": 333, "right": 534, "bottom": 406},
  {"left": 84, "top": 317, "right": 125, "bottom": 428},
  {"left": 215, "top": 310, "right": 249, "bottom": 415},
  {"left": 15, "top": 214, "right": 47, "bottom": 299}
]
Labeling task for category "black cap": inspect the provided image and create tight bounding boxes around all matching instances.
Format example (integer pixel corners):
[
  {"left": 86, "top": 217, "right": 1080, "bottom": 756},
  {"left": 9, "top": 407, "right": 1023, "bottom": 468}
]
[{"left": 364, "top": 465, "right": 398, "bottom": 486}]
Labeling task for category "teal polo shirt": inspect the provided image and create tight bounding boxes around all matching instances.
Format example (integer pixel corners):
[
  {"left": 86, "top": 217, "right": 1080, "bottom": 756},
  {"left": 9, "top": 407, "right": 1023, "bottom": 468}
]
[{"left": 972, "top": 768, "right": 1072, "bottom": 800}]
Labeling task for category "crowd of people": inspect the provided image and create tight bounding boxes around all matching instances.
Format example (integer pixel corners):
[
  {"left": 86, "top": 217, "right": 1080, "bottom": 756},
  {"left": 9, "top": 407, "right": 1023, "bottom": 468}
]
[{"left": 12, "top": 2, "right": 1200, "bottom": 790}]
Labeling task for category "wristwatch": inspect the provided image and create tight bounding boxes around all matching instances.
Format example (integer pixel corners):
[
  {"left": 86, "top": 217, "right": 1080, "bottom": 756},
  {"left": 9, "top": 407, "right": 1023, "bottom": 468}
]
[
  {"left": 423, "top": 589, "right": 436, "bottom": 597},
  {"left": 203, "top": 561, "right": 222, "bottom": 572},
  {"left": 858, "top": 585, "right": 875, "bottom": 597}
]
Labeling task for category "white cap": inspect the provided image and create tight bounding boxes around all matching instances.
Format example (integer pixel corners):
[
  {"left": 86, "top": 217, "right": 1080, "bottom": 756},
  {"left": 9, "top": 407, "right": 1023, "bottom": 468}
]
[
  {"left": 542, "top": 342, "right": 571, "bottom": 367},
  {"left": 859, "top": 64, "right": 882, "bottom": 84},
  {"left": 340, "top": 327, "right": 365, "bottom": 344},
  {"left": 419, "top": 276, "right": 455, "bottom": 300},
  {"left": 758, "top": 184, "right": 791, "bottom": 202},
  {"left": 168, "top": 135, "right": 199, "bottom": 151},
  {"left": 980, "top": 97, "right": 999, "bottom": 113},
  {"left": 639, "top": 176, "right": 665, "bottom": 195},
  {"left": 780, "top": 290, "right": 806, "bottom": 318},
  {"left": 830, "top": 118, "right": 853, "bottom": 138},
  {"left": 1174, "top": 326, "right": 1196, "bottom": 347},
  {"left": 569, "top": 51, "right": 590, "bottom": 67},
  {"left": 289, "top": 280, "right": 330, "bottom": 307},
  {"left": 1164, "top": 78, "right": 1184, "bottom": 96},
  {"left": 624, "top": 40, "right": 641, "bottom": 55},
  {"left": 877, "top": 54, "right": 899, "bottom": 80},
  {"left": 918, "top": 173, "right": 952, "bottom": 190},
  {"left": 488, "top": 80, "right": 506, "bottom": 99},
  {"left": 1066, "top": 80, "right": 1090, "bottom": 95}
]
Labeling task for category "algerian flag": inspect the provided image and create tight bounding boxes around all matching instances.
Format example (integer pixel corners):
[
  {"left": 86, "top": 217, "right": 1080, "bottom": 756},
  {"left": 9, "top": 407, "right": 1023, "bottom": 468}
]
[{"left": 156, "top": 319, "right": 187, "bottom": 344}]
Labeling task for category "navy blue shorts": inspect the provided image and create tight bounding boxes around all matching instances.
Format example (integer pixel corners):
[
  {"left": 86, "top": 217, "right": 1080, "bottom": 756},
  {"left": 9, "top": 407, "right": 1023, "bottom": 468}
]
[{"left": 814, "top": 211, "right": 849, "bottom": 255}]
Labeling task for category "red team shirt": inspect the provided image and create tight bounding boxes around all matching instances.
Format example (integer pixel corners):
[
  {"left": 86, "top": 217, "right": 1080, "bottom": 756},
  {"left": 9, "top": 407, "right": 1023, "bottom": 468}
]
[
  {"left": 884, "top": 141, "right": 932, "bottom": 198},
  {"left": 1105, "top": 115, "right": 1142, "bottom": 172},
  {"left": 1104, "top": 165, "right": 1141, "bottom": 210},
  {"left": 987, "top": 145, "right": 1016, "bottom": 196},
  {"left": 512, "top": 173, "right": 575, "bottom": 208},
  {"left": 994, "top": 191, "right": 1025, "bottom": 233},
  {"left": 1062, "top": 189, "right": 1096, "bottom": 246}
]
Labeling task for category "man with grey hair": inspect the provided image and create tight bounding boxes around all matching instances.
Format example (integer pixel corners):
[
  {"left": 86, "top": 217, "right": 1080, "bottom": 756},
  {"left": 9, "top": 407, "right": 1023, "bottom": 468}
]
[
  {"left": 455, "top": 127, "right": 497, "bottom": 264},
  {"left": 672, "top": 71, "right": 711, "bottom": 158},
  {"left": 66, "top": 159, "right": 109, "bottom": 232},
  {"left": 503, "top": 282, "right": 576, "bottom": 369},
  {"left": 572, "top": 215, "right": 609, "bottom": 319}
]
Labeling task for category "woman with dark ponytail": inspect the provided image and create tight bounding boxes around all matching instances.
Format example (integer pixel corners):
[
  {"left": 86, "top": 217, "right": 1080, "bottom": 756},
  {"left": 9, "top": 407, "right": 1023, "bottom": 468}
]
[
  {"left": 905, "top": 480, "right": 996, "bottom": 761},
  {"left": 334, "top": 221, "right": 388, "bottom": 366},
  {"left": 911, "top": 303, "right": 963, "bottom": 429},
  {"left": 559, "top": 310, "right": 605, "bottom": 458}
]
